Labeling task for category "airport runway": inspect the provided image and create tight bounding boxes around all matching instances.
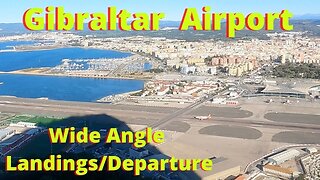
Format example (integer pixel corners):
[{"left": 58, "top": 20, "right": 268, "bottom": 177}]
[
  {"left": 149, "top": 95, "right": 210, "bottom": 129},
  {"left": 0, "top": 96, "right": 172, "bottom": 125},
  {"left": 181, "top": 115, "right": 320, "bottom": 131},
  {"left": 0, "top": 93, "right": 212, "bottom": 130},
  {"left": 1, "top": 96, "right": 320, "bottom": 133},
  {"left": 2, "top": 95, "right": 320, "bottom": 178}
]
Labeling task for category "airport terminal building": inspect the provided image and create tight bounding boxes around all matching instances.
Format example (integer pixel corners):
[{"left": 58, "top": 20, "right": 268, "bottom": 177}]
[{"left": 260, "top": 80, "right": 320, "bottom": 98}]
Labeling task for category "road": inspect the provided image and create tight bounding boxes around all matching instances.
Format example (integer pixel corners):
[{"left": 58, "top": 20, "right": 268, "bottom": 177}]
[
  {"left": 149, "top": 96, "right": 209, "bottom": 129},
  {"left": 148, "top": 88, "right": 227, "bottom": 129}
]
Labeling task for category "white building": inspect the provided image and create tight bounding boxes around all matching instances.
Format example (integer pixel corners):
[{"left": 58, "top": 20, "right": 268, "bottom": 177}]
[
  {"left": 267, "top": 149, "right": 300, "bottom": 165},
  {"left": 10, "top": 122, "right": 37, "bottom": 128},
  {"left": 209, "top": 67, "right": 217, "bottom": 75},
  {"left": 305, "top": 147, "right": 318, "bottom": 154},
  {"left": 180, "top": 65, "right": 196, "bottom": 74},
  {"left": 263, "top": 164, "right": 294, "bottom": 179}
]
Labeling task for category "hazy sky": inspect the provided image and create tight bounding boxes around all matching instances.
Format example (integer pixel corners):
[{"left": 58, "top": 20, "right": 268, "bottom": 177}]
[{"left": 1, "top": 0, "right": 319, "bottom": 23}]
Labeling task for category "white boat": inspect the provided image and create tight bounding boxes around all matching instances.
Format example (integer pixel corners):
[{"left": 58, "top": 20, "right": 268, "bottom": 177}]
[
  {"left": 0, "top": 82, "right": 3, "bottom": 85},
  {"left": 38, "top": 97, "right": 49, "bottom": 100}
]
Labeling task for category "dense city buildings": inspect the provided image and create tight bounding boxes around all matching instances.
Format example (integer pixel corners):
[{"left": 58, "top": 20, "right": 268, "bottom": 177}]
[{"left": 0, "top": 28, "right": 320, "bottom": 180}]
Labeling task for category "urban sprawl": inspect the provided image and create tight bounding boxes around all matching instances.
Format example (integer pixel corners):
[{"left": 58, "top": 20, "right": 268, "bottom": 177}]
[{"left": 0, "top": 29, "right": 320, "bottom": 180}]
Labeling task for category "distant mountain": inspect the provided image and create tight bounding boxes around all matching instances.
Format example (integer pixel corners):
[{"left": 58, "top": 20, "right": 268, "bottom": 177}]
[
  {"left": 0, "top": 22, "right": 181, "bottom": 35},
  {"left": 293, "top": 14, "right": 320, "bottom": 20},
  {"left": 159, "top": 21, "right": 181, "bottom": 28},
  {"left": 0, "top": 18, "right": 319, "bottom": 41},
  {"left": 0, "top": 23, "right": 30, "bottom": 36}
]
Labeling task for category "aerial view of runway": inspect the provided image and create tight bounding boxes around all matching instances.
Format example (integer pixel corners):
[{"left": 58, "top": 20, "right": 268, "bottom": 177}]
[
  {"left": 1, "top": 95, "right": 320, "bottom": 177},
  {"left": 0, "top": 96, "right": 175, "bottom": 125},
  {"left": 1, "top": 96, "right": 320, "bottom": 132}
]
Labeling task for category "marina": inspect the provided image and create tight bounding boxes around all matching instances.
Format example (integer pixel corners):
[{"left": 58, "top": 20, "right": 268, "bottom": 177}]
[
  {"left": 0, "top": 47, "right": 132, "bottom": 72},
  {"left": 0, "top": 42, "right": 144, "bottom": 102}
]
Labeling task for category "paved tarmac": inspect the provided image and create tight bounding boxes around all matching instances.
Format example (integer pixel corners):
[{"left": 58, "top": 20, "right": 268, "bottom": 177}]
[
  {"left": 160, "top": 121, "right": 191, "bottom": 132},
  {"left": 199, "top": 125, "right": 263, "bottom": 139},
  {"left": 272, "top": 131, "right": 320, "bottom": 144},
  {"left": 189, "top": 106, "right": 253, "bottom": 118},
  {"left": 265, "top": 112, "right": 320, "bottom": 125}
]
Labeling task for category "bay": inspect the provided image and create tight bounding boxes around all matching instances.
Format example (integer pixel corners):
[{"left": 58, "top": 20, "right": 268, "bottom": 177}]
[
  {"left": 0, "top": 47, "right": 131, "bottom": 72},
  {"left": 0, "top": 74, "right": 143, "bottom": 102}
]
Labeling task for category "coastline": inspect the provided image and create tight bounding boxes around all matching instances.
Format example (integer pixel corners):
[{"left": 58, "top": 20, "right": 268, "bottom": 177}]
[
  {"left": 0, "top": 42, "right": 151, "bottom": 80},
  {"left": 0, "top": 71, "right": 146, "bottom": 103},
  {"left": 0, "top": 41, "right": 152, "bottom": 102},
  {"left": 0, "top": 70, "right": 152, "bottom": 81},
  {"left": 0, "top": 43, "right": 135, "bottom": 55}
]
